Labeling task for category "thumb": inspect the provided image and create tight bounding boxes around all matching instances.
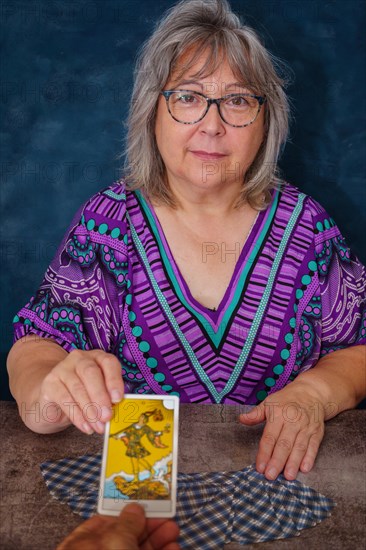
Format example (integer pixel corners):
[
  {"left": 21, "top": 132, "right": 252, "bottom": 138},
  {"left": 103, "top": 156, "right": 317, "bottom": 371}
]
[
  {"left": 107, "top": 503, "right": 146, "bottom": 549},
  {"left": 239, "top": 405, "right": 266, "bottom": 425}
]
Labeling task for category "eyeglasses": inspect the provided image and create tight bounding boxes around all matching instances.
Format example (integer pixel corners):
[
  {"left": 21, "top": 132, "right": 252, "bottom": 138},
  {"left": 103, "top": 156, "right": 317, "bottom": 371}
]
[{"left": 160, "top": 89, "right": 266, "bottom": 128}]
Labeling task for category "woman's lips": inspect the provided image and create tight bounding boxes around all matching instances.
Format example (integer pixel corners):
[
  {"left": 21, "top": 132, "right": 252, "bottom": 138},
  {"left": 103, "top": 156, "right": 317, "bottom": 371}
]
[{"left": 190, "top": 150, "right": 227, "bottom": 161}]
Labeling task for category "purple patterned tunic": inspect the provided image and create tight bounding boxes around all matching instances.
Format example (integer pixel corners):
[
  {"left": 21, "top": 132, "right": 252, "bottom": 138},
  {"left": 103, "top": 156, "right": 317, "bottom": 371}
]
[{"left": 13, "top": 180, "right": 366, "bottom": 404}]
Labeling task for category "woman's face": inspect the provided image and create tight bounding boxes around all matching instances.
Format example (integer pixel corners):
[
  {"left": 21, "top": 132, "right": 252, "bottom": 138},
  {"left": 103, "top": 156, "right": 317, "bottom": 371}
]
[{"left": 154, "top": 50, "right": 265, "bottom": 199}]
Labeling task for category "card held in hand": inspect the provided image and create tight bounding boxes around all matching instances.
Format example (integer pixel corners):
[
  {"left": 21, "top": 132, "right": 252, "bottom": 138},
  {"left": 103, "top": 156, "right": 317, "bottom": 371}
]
[{"left": 98, "top": 394, "right": 179, "bottom": 517}]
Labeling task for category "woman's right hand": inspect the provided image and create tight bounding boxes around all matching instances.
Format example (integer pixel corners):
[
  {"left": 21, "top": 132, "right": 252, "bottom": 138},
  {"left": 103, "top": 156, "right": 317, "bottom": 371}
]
[{"left": 39, "top": 349, "right": 124, "bottom": 434}]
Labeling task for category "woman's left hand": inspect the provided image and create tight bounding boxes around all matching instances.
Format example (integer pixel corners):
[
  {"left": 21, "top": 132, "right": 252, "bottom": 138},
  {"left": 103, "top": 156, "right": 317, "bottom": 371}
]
[{"left": 239, "top": 380, "right": 329, "bottom": 480}]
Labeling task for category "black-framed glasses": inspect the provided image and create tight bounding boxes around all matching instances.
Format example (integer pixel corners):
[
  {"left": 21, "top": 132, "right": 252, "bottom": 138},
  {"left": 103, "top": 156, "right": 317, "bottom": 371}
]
[{"left": 160, "top": 89, "right": 266, "bottom": 128}]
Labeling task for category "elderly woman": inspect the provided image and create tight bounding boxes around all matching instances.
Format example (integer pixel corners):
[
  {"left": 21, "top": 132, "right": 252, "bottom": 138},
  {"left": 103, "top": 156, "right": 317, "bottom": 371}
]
[{"left": 7, "top": 0, "right": 366, "bottom": 485}]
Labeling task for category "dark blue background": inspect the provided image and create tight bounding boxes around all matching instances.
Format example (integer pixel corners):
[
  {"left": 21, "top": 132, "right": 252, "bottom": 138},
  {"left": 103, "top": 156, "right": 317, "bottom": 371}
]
[{"left": 1, "top": 0, "right": 365, "bottom": 400}]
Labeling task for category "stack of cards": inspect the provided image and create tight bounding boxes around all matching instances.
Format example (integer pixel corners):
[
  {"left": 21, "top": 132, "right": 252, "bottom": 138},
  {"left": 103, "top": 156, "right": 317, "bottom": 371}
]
[{"left": 98, "top": 394, "right": 179, "bottom": 517}]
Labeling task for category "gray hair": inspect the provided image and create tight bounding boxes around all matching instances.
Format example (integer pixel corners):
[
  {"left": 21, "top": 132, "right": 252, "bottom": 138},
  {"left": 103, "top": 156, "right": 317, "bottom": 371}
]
[{"left": 120, "top": 0, "right": 291, "bottom": 209}]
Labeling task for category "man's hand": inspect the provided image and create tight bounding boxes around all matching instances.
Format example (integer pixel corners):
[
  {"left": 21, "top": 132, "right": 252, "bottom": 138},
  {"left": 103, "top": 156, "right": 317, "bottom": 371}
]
[{"left": 56, "top": 503, "right": 180, "bottom": 550}]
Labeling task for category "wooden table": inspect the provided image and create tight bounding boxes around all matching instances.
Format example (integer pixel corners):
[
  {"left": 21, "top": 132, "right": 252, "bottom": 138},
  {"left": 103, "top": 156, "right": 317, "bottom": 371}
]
[{"left": 1, "top": 401, "right": 365, "bottom": 549}]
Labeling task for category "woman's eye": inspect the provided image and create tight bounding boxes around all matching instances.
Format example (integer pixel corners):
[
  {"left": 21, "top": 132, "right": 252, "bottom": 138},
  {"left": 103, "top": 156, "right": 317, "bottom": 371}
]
[
  {"left": 228, "top": 95, "right": 249, "bottom": 107},
  {"left": 176, "top": 93, "right": 197, "bottom": 104}
]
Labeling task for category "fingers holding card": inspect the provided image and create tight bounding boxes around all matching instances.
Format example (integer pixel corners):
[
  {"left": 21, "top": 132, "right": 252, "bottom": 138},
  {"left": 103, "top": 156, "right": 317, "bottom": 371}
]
[{"left": 98, "top": 395, "right": 179, "bottom": 518}]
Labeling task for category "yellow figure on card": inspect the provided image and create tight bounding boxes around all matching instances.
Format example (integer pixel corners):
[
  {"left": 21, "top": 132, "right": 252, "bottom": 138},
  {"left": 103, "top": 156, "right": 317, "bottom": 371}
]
[{"left": 111, "top": 409, "right": 170, "bottom": 481}]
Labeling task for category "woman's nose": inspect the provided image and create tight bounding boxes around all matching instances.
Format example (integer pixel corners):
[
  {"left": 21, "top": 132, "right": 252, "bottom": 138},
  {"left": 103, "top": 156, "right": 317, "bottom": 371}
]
[{"left": 198, "top": 102, "right": 225, "bottom": 135}]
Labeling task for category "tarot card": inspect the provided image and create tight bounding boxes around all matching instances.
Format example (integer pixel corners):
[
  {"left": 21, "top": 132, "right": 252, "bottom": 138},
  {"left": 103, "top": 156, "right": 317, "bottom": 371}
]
[{"left": 98, "top": 394, "right": 179, "bottom": 517}]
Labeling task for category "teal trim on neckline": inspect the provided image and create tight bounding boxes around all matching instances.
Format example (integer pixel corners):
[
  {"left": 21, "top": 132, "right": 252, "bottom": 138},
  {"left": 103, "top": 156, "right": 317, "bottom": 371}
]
[
  {"left": 217, "top": 193, "right": 305, "bottom": 401},
  {"left": 128, "top": 193, "right": 305, "bottom": 402},
  {"left": 128, "top": 211, "right": 222, "bottom": 402},
  {"left": 136, "top": 189, "right": 279, "bottom": 348}
]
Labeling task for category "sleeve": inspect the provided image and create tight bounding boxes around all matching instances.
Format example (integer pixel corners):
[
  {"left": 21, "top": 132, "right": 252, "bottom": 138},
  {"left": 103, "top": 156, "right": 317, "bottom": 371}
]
[
  {"left": 12, "top": 182, "right": 129, "bottom": 354},
  {"left": 146, "top": 426, "right": 161, "bottom": 446},
  {"left": 312, "top": 206, "right": 366, "bottom": 356}
]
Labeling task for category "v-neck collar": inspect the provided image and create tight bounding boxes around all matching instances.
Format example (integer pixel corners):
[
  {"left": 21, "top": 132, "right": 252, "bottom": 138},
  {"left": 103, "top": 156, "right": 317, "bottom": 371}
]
[{"left": 134, "top": 189, "right": 280, "bottom": 349}]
